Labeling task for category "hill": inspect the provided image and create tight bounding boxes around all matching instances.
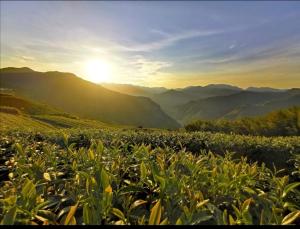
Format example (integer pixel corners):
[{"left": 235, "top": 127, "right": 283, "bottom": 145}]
[
  {"left": 101, "top": 83, "right": 167, "bottom": 97},
  {"left": 185, "top": 106, "right": 300, "bottom": 136},
  {"left": 0, "top": 67, "right": 180, "bottom": 129},
  {"left": 0, "top": 93, "right": 120, "bottom": 131},
  {"left": 174, "top": 90, "right": 300, "bottom": 124}
]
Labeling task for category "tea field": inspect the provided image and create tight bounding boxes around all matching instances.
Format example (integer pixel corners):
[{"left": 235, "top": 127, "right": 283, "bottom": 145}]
[{"left": 0, "top": 128, "right": 300, "bottom": 225}]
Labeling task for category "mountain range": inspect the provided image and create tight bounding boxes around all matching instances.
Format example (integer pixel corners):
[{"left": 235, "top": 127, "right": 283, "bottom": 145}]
[
  {"left": 99, "top": 82, "right": 299, "bottom": 124},
  {"left": 0, "top": 67, "right": 180, "bottom": 129},
  {"left": 1, "top": 67, "right": 299, "bottom": 127}
]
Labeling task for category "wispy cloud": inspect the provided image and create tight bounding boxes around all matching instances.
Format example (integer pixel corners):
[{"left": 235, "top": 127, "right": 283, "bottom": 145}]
[{"left": 115, "top": 29, "right": 223, "bottom": 52}]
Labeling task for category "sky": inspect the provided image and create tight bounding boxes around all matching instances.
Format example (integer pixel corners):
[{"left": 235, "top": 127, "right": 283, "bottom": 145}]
[{"left": 1, "top": 1, "right": 300, "bottom": 89}]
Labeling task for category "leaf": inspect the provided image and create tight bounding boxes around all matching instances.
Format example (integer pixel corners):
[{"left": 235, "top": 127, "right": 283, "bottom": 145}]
[
  {"left": 43, "top": 172, "right": 51, "bottom": 181},
  {"left": 100, "top": 168, "right": 110, "bottom": 190},
  {"left": 154, "top": 175, "right": 165, "bottom": 191},
  {"left": 282, "top": 210, "right": 300, "bottom": 225},
  {"left": 130, "top": 200, "right": 148, "bottom": 211},
  {"left": 282, "top": 182, "right": 300, "bottom": 198},
  {"left": 88, "top": 150, "right": 95, "bottom": 160},
  {"left": 21, "top": 178, "right": 36, "bottom": 201},
  {"left": 64, "top": 203, "right": 78, "bottom": 225},
  {"left": 36, "top": 210, "right": 57, "bottom": 222},
  {"left": 140, "top": 161, "right": 147, "bottom": 180},
  {"left": 176, "top": 217, "right": 183, "bottom": 225},
  {"left": 196, "top": 199, "right": 209, "bottom": 208},
  {"left": 1, "top": 206, "right": 17, "bottom": 225},
  {"left": 223, "top": 209, "right": 228, "bottom": 225},
  {"left": 97, "top": 141, "right": 104, "bottom": 154},
  {"left": 14, "top": 143, "right": 24, "bottom": 156},
  {"left": 62, "top": 133, "right": 69, "bottom": 147},
  {"left": 241, "top": 198, "right": 252, "bottom": 213},
  {"left": 231, "top": 204, "right": 241, "bottom": 218},
  {"left": 105, "top": 185, "right": 112, "bottom": 193},
  {"left": 83, "top": 203, "right": 93, "bottom": 225},
  {"left": 229, "top": 214, "right": 235, "bottom": 225},
  {"left": 160, "top": 217, "right": 168, "bottom": 225},
  {"left": 111, "top": 208, "right": 126, "bottom": 221},
  {"left": 149, "top": 200, "right": 162, "bottom": 225}
]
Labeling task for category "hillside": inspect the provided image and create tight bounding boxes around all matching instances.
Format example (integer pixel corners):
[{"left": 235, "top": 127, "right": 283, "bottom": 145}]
[
  {"left": 0, "top": 93, "right": 120, "bottom": 131},
  {"left": 0, "top": 67, "right": 180, "bottom": 129},
  {"left": 175, "top": 90, "right": 300, "bottom": 124},
  {"left": 185, "top": 106, "right": 300, "bottom": 136},
  {"left": 101, "top": 83, "right": 167, "bottom": 97}
]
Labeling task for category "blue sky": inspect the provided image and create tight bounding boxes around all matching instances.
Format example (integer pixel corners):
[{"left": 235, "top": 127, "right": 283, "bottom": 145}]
[{"left": 1, "top": 1, "right": 300, "bottom": 88}]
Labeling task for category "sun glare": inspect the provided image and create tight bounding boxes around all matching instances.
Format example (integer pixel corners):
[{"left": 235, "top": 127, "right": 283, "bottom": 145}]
[{"left": 84, "top": 59, "right": 111, "bottom": 84}]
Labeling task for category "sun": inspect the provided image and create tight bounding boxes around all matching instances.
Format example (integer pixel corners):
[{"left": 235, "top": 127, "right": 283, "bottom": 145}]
[{"left": 84, "top": 59, "right": 111, "bottom": 84}]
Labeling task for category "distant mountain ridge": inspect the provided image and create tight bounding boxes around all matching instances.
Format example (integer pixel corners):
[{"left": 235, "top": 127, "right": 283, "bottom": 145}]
[
  {"left": 1, "top": 67, "right": 299, "bottom": 128},
  {"left": 0, "top": 67, "right": 180, "bottom": 129},
  {"left": 100, "top": 82, "right": 299, "bottom": 124}
]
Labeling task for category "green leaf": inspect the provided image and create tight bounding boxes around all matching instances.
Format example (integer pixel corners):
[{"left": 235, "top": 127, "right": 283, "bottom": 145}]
[
  {"left": 282, "top": 182, "right": 300, "bottom": 198},
  {"left": 223, "top": 209, "right": 228, "bottom": 225},
  {"left": 140, "top": 161, "right": 147, "bottom": 181},
  {"left": 83, "top": 203, "right": 93, "bottom": 225},
  {"left": 21, "top": 178, "right": 36, "bottom": 201},
  {"left": 149, "top": 200, "right": 162, "bottom": 225},
  {"left": 100, "top": 168, "right": 110, "bottom": 190},
  {"left": 282, "top": 210, "right": 300, "bottom": 225},
  {"left": 14, "top": 143, "right": 24, "bottom": 156},
  {"left": 1, "top": 206, "right": 17, "bottom": 225},
  {"left": 154, "top": 175, "right": 165, "bottom": 191},
  {"left": 111, "top": 208, "right": 126, "bottom": 221}
]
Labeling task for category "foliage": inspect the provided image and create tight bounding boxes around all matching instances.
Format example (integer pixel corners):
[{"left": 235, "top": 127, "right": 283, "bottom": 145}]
[
  {"left": 185, "top": 107, "right": 300, "bottom": 137},
  {"left": 0, "top": 131, "right": 299, "bottom": 225}
]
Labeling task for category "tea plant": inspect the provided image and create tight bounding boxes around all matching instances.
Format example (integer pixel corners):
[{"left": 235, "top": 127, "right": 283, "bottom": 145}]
[{"left": 0, "top": 132, "right": 299, "bottom": 225}]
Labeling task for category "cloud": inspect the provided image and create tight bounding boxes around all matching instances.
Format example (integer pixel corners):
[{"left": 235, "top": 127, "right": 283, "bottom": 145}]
[
  {"left": 20, "top": 55, "right": 35, "bottom": 61},
  {"left": 115, "top": 29, "right": 223, "bottom": 52}
]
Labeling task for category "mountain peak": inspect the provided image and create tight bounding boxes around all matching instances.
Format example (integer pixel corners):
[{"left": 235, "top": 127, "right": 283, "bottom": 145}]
[
  {"left": 204, "top": 84, "right": 242, "bottom": 90},
  {"left": 0, "top": 67, "right": 35, "bottom": 73}
]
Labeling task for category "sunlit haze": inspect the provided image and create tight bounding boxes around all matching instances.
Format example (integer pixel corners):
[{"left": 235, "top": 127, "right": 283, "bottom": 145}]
[{"left": 1, "top": 1, "right": 300, "bottom": 88}]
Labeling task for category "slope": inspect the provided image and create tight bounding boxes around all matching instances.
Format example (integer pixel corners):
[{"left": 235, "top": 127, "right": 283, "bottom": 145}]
[{"left": 0, "top": 67, "right": 180, "bottom": 129}]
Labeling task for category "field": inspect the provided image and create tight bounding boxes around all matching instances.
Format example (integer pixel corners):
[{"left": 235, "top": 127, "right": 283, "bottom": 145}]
[{"left": 0, "top": 127, "right": 299, "bottom": 225}]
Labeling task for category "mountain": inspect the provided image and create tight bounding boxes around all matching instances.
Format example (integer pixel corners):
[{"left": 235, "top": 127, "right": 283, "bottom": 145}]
[
  {"left": 0, "top": 67, "right": 180, "bottom": 129},
  {"left": 246, "top": 87, "right": 286, "bottom": 92},
  {"left": 0, "top": 93, "right": 119, "bottom": 131},
  {"left": 0, "top": 92, "right": 67, "bottom": 116},
  {"left": 149, "top": 84, "right": 242, "bottom": 119},
  {"left": 174, "top": 90, "right": 300, "bottom": 124},
  {"left": 101, "top": 83, "right": 167, "bottom": 97}
]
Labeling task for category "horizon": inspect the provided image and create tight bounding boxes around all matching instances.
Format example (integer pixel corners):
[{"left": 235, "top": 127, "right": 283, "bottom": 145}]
[
  {"left": 1, "top": 66, "right": 294, "bottom": 91},
  {"left": 1, "top": 1, "right": 300, "bottom": 89}
]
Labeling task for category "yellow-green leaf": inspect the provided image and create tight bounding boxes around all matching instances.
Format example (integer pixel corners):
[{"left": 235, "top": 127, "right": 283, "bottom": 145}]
[
  {"left": 64, "top": 203, "right": 78, "bottom": 225},
  {"left": 111, "top": 208, "right": 126, "bottom": 221},
  {"left": 43, "top": 173, "right": 51, "bottom": 181},
  {"left": 130, "top": 200, "right": 147, "bottom": 211},
  {"left": 282, "top": 182, "right": 300, "bottom": 198},
  {"left": 196, "top": 199, "right": 209, "bottom": 208},
  {"left": 149, "top": 200, "right": 162, "bottom": 225},
  {"left": 282, "top": 210, "right": 300, "bottom": 225},
  {"left": 1, "top": 206, "right": 17, "bottom": 225}
]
